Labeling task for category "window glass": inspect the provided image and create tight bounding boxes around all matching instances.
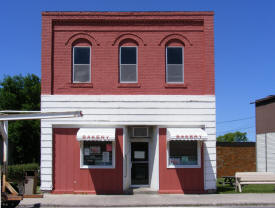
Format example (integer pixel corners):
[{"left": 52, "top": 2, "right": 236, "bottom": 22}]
[
  {"left": 120, "top": 65, "right": 137, "bottom": 82},
  {"left": 166, "top": 65, "right": 183, "bottom": 83},
  {"left": 73, "top": 46, "right": 91, "bottom": 83},
  {"left": 166, "top": 47, "right": 184, "bottom": 83},
  {"left": 121, "top": 47, "right": 136, "bottom": 64},
  {"left": 74, "top": 47, "right": 90, "bottom": 64},
  {"left": 83, "top": 141, "right": 113, "bottom": 166},
  {"left": 167, "top": 48, "right": 182, "bottom": 64},
  {"left": 74, "top": 65, "right": 90, "bottom": 83},
  {"left": 120, "top": 47, "right": 137, "bottom": 83},
  {"left": 169, "top": 141, "right": 198, "bottom": 166}
]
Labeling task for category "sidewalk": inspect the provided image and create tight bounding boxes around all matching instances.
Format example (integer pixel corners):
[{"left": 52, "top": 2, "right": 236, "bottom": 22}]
[{"left": 19, "top": 193, "right": 275, "bottom": 207}]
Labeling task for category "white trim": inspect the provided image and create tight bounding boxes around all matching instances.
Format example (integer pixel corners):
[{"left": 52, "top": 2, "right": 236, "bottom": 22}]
[
  {"left": 73, "top": 46, "right": 91, "bottom": 83},
  {"left": 166, "top": 46, "right": 184, "bottom": 83},
  {"left": 119, "top": 46, "right": 138, "bottom": 83},
  {"left": 166, "top": 140, "right": 201, "bottom": 169},
  {"left": 80, "top": 140, "right": 116, "bottom": 169},
  {"left": 41, "top": 95, "right": 216, "bottom": 102}
]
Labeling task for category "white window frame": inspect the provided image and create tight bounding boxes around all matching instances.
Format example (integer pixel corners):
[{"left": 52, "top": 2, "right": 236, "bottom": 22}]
[
  {"left": 80, "top": 141, "right": 116, "bottom": 169},
  {"left": 73, "top": 46, "right": 91, "bottom": 83},
  {"left": 119, "top": 46, "right": 138, "bottom": 83},
  {"left": 167, "top": 140, "right": 201, "bottom": 168},
  {"left": 166, "top": 46, "right": 184, "bottom": 83}
]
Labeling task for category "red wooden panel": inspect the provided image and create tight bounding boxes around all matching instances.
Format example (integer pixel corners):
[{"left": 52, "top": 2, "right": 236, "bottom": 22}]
[
  {"left": 159, "top": 128, "right": 204, "bottom": 194},
  {"left": 53, "top": 128, "right": 123, "bottom": 194}
]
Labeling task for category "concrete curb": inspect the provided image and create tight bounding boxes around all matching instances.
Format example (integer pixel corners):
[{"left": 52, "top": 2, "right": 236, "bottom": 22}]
[
  {"left": 19, "top": 193, "right": 275, "bottom": 207},
  {"left": 19, "top": 203, "right": 275, "bottom": 207}
]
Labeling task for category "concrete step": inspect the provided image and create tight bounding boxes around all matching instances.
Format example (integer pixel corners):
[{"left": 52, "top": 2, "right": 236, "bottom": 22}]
[{"left": 124, "top": 187, "right": 158, "bottom": 195}]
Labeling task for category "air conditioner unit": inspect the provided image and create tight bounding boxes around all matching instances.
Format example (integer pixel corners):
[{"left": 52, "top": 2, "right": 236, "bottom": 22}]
[{"left": 132, "top": 127, "right": 149, "bottom": 138}]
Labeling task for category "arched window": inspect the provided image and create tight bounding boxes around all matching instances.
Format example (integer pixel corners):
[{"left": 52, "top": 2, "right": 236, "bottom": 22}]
[
  {"left": 119, "top": 39, "right": 138, "bottom": 83},
  {"left": 72, "top": 39, "right": 91, "bottom": 83},
  {"left": 166, "top": 41, "right": 184, "bottom": 83}
]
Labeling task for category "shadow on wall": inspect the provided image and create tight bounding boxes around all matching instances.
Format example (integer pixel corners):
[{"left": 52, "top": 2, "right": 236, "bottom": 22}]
[
  {"left": 175, "top": 143, "right": 204, "bottom": 194},
  {"left": 159, "top": 128, "right": 205, "bottom": 194},
  {"left": 203, "top": 144, "right": 216, "bottom": 192},
  {"left": 88, "top": 128, "right": 124, "bottom": 194},
  {"left": 148, "top": 127, "right": 157, "bottom": 189}
]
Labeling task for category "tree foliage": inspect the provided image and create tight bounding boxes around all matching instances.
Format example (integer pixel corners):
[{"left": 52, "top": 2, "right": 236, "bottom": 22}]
[
  {"left": 217, "top": 131, "right": 248, "bottom": 142},
  {"left": 0, "top": 74, "right": 41, "bottom": 164}
]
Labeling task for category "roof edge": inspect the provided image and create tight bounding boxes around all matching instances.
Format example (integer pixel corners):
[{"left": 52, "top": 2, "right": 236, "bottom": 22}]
[
  {"left": 41, "top": 11, "right": 214, "bottom": 16},
  {"left": 251, "top": 95, "right": 275, "bottom": 105}
]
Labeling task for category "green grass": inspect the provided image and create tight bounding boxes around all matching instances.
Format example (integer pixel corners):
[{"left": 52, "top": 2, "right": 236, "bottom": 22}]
[{"left": 216, "top": 178, "right": 275, "bottom": 194}]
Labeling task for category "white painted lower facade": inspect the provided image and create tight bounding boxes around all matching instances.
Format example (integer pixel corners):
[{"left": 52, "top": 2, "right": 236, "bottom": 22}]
[
  {"left": 256, "top": 132, "right": 275, "bottom": 172},
  {"left": 40, "top": 95, "right": 216, "bottom": 192}
]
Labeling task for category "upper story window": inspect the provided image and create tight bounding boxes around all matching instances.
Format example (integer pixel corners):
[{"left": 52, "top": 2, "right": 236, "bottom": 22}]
[
  {"left": 120, "top": 46, "right": 137, "bottom": 83},
  {"left": 73, "top": 46, "right": 91, "bottom": 83},
  {"left": 166, "top": 47, "right": 184, "bottom": 83}
]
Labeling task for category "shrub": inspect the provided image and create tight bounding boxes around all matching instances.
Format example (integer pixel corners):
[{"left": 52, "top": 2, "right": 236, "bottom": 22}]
[{"left": 6, "top": 163, "right": 40, "bottom": 183}]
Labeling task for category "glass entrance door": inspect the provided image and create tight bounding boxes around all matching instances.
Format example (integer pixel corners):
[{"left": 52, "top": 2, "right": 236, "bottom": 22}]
[{"left": 131, "top": 142, "right": 149, "bottom": 185}]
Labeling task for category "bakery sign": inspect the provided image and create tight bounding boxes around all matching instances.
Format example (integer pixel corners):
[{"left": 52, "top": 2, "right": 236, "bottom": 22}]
[
  {"left": 167, "top": 128, "right": 208, "bottom": 141},
  {"left": 77, "top": 128, "right": 116, "bottom": 141}
]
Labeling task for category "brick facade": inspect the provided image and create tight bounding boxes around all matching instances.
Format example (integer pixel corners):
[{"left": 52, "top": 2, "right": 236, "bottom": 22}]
[
  {"left": 41, "top": 12, "right": 214, "bottom": 95},
  {"left": 216, "top": 142, "right": 256, "bottom": 178}
]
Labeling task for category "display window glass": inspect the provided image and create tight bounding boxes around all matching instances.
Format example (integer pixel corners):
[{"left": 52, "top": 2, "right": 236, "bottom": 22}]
[
  {"left": 167, "top": 140, "right": 201, "bottom": 168},
  {"left": 81, "top": 141, "right": 115, "bottom": 168}
]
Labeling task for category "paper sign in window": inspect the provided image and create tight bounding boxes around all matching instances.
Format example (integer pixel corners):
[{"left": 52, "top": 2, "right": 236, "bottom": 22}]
[
  {"left": 134, "top": 151, "right": 145, "bottom": 159},
  {"left": 106, "top": 144, "right": 112, "bottom": 152},
  {"left": 90, "top": 146, "right": 100, "bottom": 154},
  {"left": 84, "top": 148, "right": 90, "bottom": 156},
  {"left": 102, "top": 152, "right": 110, "bottom": 162}
]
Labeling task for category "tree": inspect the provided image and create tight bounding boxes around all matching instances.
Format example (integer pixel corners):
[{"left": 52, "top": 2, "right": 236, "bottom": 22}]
[
  {"left": 0, "top": 74, "right": 41, "bottom": 164},
  {"left": 217, "top": 131, "right": 248, "bottom": 142}
]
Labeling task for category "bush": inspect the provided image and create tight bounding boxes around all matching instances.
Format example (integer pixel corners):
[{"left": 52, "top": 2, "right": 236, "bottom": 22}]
[{"left": 6, "top": 163, "right": 39, "bottom": 183}]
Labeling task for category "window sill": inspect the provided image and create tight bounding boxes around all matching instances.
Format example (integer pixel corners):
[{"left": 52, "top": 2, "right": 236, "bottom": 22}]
[
  {"left": 164, "top": 83, "right": 188, "bottom": 88},
  {"left": 167, "top": 165, "right": 200, "bottom": 169},
  {"left": 80, "top": 165, "right": 115, "bottom": 169},
  {"left": 70, "top": 83, "right": 93, "bottom": 88},
  {"left": 118, "top": 83, "right": 141, "bottom": 88}
]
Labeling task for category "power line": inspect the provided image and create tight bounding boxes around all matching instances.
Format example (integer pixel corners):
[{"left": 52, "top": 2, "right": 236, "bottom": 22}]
[
  {"left": 217, "top": 126, "right": 255, "bottom": 134},
  {"left": 217, "top": 116, "right": 255, "bottom": 124}
]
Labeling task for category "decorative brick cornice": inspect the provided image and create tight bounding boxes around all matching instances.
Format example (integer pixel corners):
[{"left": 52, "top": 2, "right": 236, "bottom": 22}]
[
  {"left": 159, "top": 34, "right": 193, "bottom": 46},
  {"left": 65, "top": 32, "right": 100, "bottom": 46},
  {"left": 112, "top": 33, "right": 146, "bottom": 46}
]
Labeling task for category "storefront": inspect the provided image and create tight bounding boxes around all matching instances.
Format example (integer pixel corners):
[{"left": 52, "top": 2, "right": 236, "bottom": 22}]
[
  {"left": 41, "top": 11, "right": 216, "bottom": 194},
  {"left": 50, "top": 125, "right": 209, "bottom": 194}
]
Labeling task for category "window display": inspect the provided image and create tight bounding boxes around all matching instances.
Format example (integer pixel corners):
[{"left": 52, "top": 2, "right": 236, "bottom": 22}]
[
  {"left": 83, "top": 141, "right": 113, "bottom": 166},
  {"left": 168, "top": 141, "right": 198, "bottom": 166}
]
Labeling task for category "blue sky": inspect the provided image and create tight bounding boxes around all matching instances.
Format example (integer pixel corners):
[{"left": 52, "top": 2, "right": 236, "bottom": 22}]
[{"left": 1, "top": 0, "right": 275, "bottom": 141}]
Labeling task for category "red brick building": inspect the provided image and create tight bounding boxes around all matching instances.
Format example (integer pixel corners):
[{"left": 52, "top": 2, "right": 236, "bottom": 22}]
[
  {"left": 41, "top": 11, "right": 216, "bottom": 194},
  {"left": 216, "top": 142, "right": 256, "bottom": 178}
]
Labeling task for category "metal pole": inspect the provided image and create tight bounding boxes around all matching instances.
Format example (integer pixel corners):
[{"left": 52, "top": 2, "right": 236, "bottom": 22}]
[
  {"left": 265, "top": 133, "right": 267, "bottom": 172},
  {"left": 1, "top": 121, "right": 8, "bottom": 192}
]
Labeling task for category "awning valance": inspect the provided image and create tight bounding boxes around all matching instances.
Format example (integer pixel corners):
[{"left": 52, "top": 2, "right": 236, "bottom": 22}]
[
  {"left": 167, "top": 128, "right": 207, "bottom": 141},
  {"left": 77, "top": 128, "right": 116, "bottom": 141}
]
